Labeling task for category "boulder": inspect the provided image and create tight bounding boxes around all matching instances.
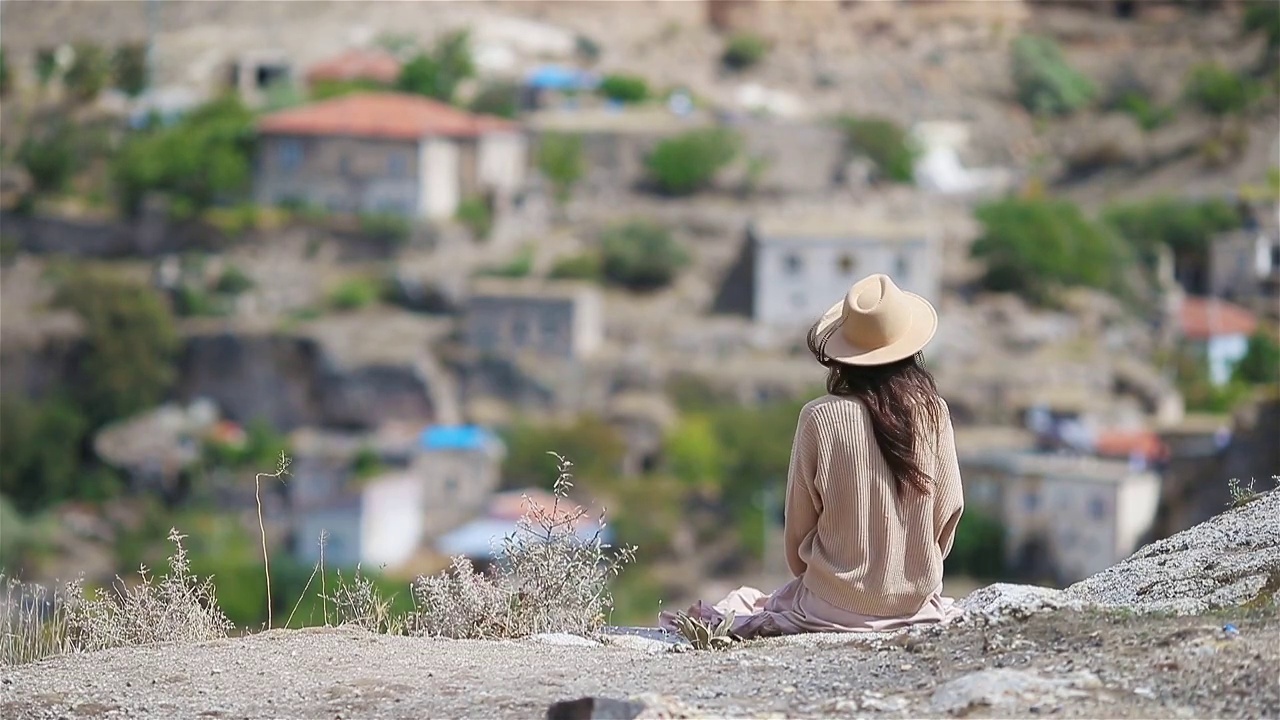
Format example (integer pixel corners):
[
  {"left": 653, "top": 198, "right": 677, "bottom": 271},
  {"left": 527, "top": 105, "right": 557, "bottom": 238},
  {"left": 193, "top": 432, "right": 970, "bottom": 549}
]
[{"left": 1065, "top": 489, "right": 1280, "bottom": 615}]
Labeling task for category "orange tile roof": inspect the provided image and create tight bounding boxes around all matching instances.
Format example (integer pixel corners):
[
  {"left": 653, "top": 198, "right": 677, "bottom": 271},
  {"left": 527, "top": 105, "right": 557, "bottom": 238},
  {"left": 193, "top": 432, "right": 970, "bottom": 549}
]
[
  {"left": 305, "top": 48, "right": 401, "bottom": 85},
  {"left": 257, "top": 92, "right": 519, "bottom": 141},
  {"left": 1094, "top": 429, "right": 1168, "bottom": 463},
  {"left": 1178, "top": 296, "right": 1258, "bottom": 340}
]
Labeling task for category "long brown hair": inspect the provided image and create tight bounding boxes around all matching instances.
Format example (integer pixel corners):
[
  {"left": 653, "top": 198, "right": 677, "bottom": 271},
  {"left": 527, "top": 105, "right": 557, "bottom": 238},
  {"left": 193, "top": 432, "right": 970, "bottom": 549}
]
[{"left": 807, "top": 322, "right": 942, "bottom": 496}]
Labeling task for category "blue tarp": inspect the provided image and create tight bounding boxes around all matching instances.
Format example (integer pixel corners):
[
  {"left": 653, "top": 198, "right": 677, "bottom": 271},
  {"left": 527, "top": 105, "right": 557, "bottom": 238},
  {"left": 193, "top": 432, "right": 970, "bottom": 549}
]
[
  {"left": 524, "top": 65, "right": 599, "bottom": 92},
  {"left": 420, "top": 425, "right": 497, "bottom": 452}
]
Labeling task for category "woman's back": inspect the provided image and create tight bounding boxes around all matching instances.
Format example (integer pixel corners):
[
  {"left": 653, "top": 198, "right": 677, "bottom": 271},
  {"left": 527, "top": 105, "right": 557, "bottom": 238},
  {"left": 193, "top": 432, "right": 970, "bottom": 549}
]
[{"left": 785, "top": 394, "right": 963, "bottom": 617}]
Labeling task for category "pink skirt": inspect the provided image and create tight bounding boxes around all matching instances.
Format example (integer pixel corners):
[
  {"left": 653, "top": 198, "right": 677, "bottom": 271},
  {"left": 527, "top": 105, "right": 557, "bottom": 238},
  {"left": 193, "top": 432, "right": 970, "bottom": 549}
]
[{"left": 658, "top": 577, "right": 959, "bottom": 640}]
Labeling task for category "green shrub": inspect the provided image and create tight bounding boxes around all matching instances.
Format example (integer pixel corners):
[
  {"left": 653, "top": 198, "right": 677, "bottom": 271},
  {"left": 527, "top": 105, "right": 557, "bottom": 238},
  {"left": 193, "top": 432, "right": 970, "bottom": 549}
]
[
  {"left": 1233, "top": 331, "right": 1280, "bottom": 385},
  {"left": 500, "top": 416, "right": 626, "bottom": 490},
  {"left": 944, "top": 510, "right": 1007, "bottom": 580},
  {"left": 1184, "top": 63, "right": 1264, "bottom": 117},
  {"left": 173, "top": 285, "right": 227, "bottom": 318},
  {"left": 1102, "top": 197, "right": 1242, "bottom": 265},
  {"left": 1243, "top": 0, "right": 1280, "bottom": 57},
  {"left": 1011, "top": 35, "right": 1095, "bottom": 116},
  {"left": 469, "top": 80, "right": 520, "bottom": 119},
  {"left": 721, "top": 33, "right": 769, "bottom": 71},
  {"left": 54, "top": 271, "right": 180, "bottom": 427},
  {"left": 536, "top": 133, "right": 586, "bottom": 205},
  {"left": 0, "top": 395, "right": 91, "bottom": 514},
  {"left": 328, "top": 277, "right": 384, "bottom": 311},
  {"left": 644, "top": 128, "right": 739, "bottom": 196},
  {"left": 358, "top": 212, "right": 411, "bottom": 246},
  {"left": 0, "top": 46, "right": 9, "bottom": 97},
  {"left": 215, "top": 265, "right": 255, "bottom": 295},
  {"left": 310, "top": 78, "right": 386, "bottom": 101},
  {"left": 63, "top": 42, "right": 111, "bottom": 102},
  {"left": 600, "top": 220, "right": 689, "bottom": 291},
  {"left": 396, "top": 30, "right": 474, "bottom": 104},
  {"left": 17, "top": 123, "right": 79, "bottom": 193},
  {"left": 476, "top": 245, "right": 534, "bottom": 279},
  {"left": 548, "top": 252, "right": 602, "bottom": 281},
  {"left": 455, "top": 196, "right": 492, "bottom": 240},
  {"left": 112, "top": 96, "right": 256, "bottom": 218},
  {"left": 598, "top": 73, "right": 649, "bottom": 103},
  {"left": 1111, "top": 91, "right": 1175, "bottom": 131},
  {"left": 838, "top": 116, "right": 918, "bottom": 184},
  {"left": 970, "top": 199, "right": 1127, "bottom": 303},
  {"left": 34, "top": 47, "right": 58, "bottom": 87},
  {"left": 350, "top": 446, "right": 385, "bottom": 480},
  {"left": 111, "top": 43, "right": 148, "bottom": 97}
]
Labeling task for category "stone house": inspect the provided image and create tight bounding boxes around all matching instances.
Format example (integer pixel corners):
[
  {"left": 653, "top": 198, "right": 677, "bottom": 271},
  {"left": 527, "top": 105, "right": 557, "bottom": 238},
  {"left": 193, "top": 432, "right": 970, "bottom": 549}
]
[
  {"left": 727, "top": 207, "right": 940, "bottom": 328},
  {"left": 464, "top": 279, "right": 605, "bottom": 361},
  {"left": 1175, "top": 295, "right": 1259, "bottom": 386},
  {"left": 255, "top": 92, "right": 526, "bottom": 221},
  {"left": 304, "top": 48, "right": 401, "bottom": 89},
  {"left": 1209, "top": 223, "right": 1280, "bottom": 318},
  {"left": 226, "top": 49, "right": 294, "bottom": 108},
  {"left": 291, "top": 424, "right": 505, "bottom": 570},
  {"left": 960, "top": 451, "right": 1162, "bottom": 585}
]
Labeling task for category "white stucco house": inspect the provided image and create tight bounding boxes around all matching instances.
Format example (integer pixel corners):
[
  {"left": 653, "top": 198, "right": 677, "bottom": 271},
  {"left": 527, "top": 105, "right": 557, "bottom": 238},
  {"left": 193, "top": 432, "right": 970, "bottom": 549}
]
[
  {"left": 960, "top": 451, "right": 1162, "bottom": 584},
  {"left": 255, "top": 92, "right": 526, "bottom": 220},
  {"left": 742, "top": 208, "right": 940, "bottom": 329},
  {"left": 1176, "top": 295, "right": 1260, "bottom": 387}
]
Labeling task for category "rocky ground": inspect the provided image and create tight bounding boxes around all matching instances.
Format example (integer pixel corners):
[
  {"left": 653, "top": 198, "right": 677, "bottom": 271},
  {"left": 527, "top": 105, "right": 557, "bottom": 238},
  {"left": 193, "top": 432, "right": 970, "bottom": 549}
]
[
  {"left": 1, "top": 605, "right": 1276, "bottom": 720},
  {"left": 3, "top": 490, "right": 1277, "bottom": 720}
]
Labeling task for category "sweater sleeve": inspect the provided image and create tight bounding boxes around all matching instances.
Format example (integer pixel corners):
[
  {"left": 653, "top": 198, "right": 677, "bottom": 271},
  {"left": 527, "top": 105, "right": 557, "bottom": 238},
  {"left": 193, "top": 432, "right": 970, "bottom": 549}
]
[
  {"left": 933, "top": 402, "right": 965, "bottom": 560},
  {"left": 784, "top": 406, "right": 820, "bottom": 578}
]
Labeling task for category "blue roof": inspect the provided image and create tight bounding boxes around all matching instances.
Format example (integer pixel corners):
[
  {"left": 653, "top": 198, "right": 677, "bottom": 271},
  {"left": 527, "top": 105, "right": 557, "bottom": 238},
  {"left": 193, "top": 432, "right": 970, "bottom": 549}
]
[
  {"left": 524, "top": 65, "right": 599, "bottom": 91},
  {"left": 420, "top": 425, "right": 497, "bottom": 452}
]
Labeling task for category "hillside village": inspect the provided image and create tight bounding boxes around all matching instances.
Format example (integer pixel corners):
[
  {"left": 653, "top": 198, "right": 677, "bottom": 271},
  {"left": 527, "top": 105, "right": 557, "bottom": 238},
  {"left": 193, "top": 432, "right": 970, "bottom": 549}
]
[{"left": 0, "top": 0, "right": 1278, "bottom": 623}]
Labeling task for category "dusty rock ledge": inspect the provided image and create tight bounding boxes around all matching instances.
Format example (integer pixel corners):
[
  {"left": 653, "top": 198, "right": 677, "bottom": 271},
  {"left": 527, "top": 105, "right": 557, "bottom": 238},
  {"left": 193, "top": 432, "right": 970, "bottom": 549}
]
[{"left": 2, "top": 492, "right": 1277, "bottom": 719}]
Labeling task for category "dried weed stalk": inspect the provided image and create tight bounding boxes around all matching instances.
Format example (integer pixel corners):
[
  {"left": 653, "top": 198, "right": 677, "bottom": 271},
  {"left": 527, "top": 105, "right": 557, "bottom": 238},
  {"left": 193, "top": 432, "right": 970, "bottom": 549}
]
[
  {"left": 408, "top": 452, "right": 636, "bottom": 639},
  {"left": 1, "top": 529, "right": 231, "bottom": 667}
]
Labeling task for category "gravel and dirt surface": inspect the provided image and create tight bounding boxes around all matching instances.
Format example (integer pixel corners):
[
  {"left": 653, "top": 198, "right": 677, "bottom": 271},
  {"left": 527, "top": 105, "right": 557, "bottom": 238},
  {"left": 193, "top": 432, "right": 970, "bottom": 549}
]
[{"left": 2, "top": 605, "right": 1277, "bottom": 720}]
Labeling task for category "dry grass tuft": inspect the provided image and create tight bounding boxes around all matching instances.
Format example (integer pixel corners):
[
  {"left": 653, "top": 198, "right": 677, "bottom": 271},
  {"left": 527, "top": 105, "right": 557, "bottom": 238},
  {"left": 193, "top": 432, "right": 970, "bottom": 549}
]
[
  {"left": 406, "top": 452, "right": 636, "bottom": 639},
  {"left": 326, "top": 566, "right": 405, "bottom": 635},
  {"left": 1, "top": 529, "right": 231, "bottom": 667}
]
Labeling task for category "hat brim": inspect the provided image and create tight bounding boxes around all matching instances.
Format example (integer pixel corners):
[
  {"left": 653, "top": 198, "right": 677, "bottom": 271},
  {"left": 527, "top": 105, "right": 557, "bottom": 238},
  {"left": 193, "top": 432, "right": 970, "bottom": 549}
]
[{"left": 813, "top": 291, "right": 938, "bottom": 366}]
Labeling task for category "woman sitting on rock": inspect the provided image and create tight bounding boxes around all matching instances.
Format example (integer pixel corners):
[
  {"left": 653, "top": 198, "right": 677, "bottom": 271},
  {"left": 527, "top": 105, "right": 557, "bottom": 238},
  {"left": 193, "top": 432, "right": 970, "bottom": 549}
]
[{"left": 661, "top": 273, "right": 965, "bottom": 638}]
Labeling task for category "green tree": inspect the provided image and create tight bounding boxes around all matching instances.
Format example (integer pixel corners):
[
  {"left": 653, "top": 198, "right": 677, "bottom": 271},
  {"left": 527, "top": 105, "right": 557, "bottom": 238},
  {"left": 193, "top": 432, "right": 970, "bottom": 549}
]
[
  {"left": 1243, "top": 0, "right": 1280, "bottom": 70},
  {"left": 310, "top": 78, "right": 386, "bottom": 101},
  {"left": 644, "top": 128, "right": 739, "bottom": 196},
  {"left": 0, "top": 46, "right": 10, "bottom": 97},
  {"left": 971, "top": 199, "right": 1128, "bottom": 303},
  {"left": 112, "top": 96, "right": 255, "bottom": 217},
  {"left": 721, "top": 33, "right": 769, "bottom": 71},
  {"left": 1102, "top": 197, "right": 1242, "bottom": 268},
  {"left": 55, "top": 271, "right": 180, "bottom": 427},
  {"left": 1233, "top": 331, "right": 1280, "bottom": 385},
  {"left": 548, "top": 252, "right": 602, "bottom": 281},
  {"left": 943, "top": 510, "right": 1007, "bottom": 579},
  {"left": 111, "top": 43, "right": 148, "bottom": 97},
  {"left": 456, "top": 196, "right": 493, "bottom": 240},
  {"left": 63, "top": 42, "right": 111, "bottom": 103},
  {"left": 663, "top": 414, "right": 724, "bottom": 492},
  {"left": 1184, "top": 63, "right": 1263, "bottom": 117},
  {"left": 501, "top": 416, "right": 627, "bottom": 490},
  {"left": 1011, "top": 34, "right": 1095, "bottom": 116},
  {"left": 536, "top": 133, "right": 586, "bottom": 205},
  {"left": 600, "top": 221, "right": 690, "bottom": 291},
  {"left": 396, "top": 30, "right": 474, "bottom": 104},
  {"left": 17, "top": 122, "right": 79, "bottom": 193},
  {"left": 34, "top": 47, "right": 59, "bottom": 87},
  {"left": 839, "top": 116, "right": 918, "bottom": 184},
  {"left": 598, "top": 74, "right": 649, "bottom": 103},
  {"left": 0, "top": 395, "right": 90, "bottom": 514}
]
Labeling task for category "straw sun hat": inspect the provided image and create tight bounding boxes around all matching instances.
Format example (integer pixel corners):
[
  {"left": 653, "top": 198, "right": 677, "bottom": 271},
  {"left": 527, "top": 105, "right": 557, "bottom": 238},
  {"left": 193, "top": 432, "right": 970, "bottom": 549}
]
[{"left": 812, "top": 273, "right": 938, "bottom": 366}]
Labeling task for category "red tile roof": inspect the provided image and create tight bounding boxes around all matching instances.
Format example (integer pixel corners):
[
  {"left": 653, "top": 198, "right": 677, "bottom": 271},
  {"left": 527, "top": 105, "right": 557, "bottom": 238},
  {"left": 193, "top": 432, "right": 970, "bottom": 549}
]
[
  {"left": 1094, "top": 429, "right": 1168, "bottom": 463},
  {"left": 1178, "top": 296, "right": 1258, "bottom": 340},
  {"left": 305, "top": 48, "right": 401, "bottom": 85},
  {"left": 257, "top": 92, "right": 519, "bottom": 141}
]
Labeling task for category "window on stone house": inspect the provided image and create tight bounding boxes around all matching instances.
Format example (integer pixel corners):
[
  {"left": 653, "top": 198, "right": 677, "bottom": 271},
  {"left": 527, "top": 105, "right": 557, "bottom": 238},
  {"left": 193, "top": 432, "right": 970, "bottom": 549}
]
[
  {"left": 444, "top": 477, "right": 458, "bottom": 497},
  {"left": 894, "top": 252, "right": 911, "bottom": 281},
  {"left": 388, "top": 151, "right": 408, "bottom": 179},
  {"left": 512, "top": 316, "right": 530, "bottom": 345},
  {"left": 338, "top": 154, "right": 352, "bottom": 175},
  {"left": 1088, "top": 496, "right": 1108, "bottom": 521},
  {"left": 783, "top": 253, "right": 803, "bottom": 275},
  {"left": 838, "top": 254, "right": 857, "bottom": 275},
  {"left": 1023, "top": 490, "right": 1039, "bottom": 511},
  {"left": 277, "top": 140, "right": 303, "bottom": 173}
]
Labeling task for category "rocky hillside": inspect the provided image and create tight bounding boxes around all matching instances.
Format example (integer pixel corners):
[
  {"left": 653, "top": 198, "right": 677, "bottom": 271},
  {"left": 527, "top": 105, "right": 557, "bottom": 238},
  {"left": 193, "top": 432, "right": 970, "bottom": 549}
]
[{"left": 2, "top": 490, "right": 1276, "bottom": 719}]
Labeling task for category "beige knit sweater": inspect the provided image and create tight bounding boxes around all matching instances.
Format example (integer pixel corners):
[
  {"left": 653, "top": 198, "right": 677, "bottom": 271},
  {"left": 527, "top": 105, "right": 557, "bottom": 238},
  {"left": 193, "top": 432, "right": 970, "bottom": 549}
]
[{"left": 784, "top": 394, "right": 964, "bottom": 618}]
